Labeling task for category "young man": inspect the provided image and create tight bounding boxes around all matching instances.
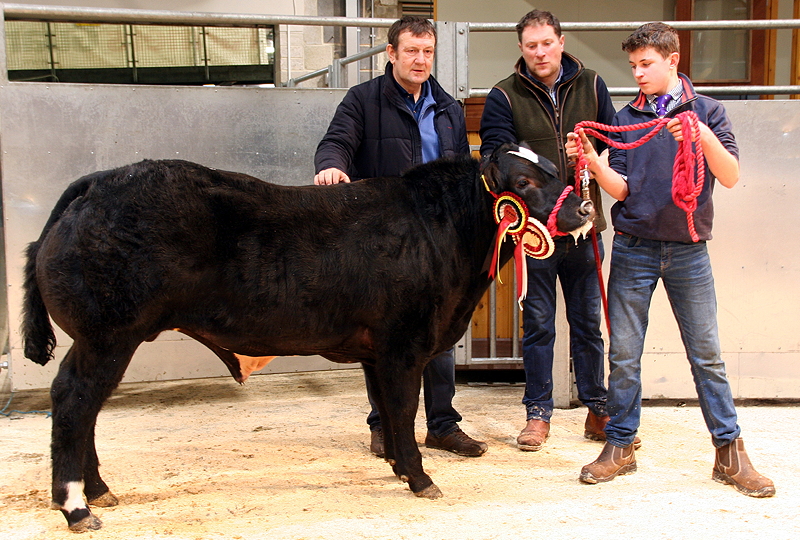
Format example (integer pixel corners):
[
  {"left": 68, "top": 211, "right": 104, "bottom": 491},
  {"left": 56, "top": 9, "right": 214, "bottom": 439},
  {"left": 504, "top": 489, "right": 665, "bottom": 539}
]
[
  {"left": 479, "top": 10, "right": 619, "bottom": 452},
  {"left": 314, "top": 16, "right": 487, "bottom": 458},
  {"left": 568, "top": 22, "right": 775, "bottom": 497}
]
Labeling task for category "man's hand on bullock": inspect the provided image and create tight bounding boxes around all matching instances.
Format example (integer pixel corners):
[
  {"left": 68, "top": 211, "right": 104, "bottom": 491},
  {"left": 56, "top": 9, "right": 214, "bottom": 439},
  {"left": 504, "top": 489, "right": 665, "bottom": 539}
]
[{"left": 314, "top": 167, "right": 351, "bottom": 185}]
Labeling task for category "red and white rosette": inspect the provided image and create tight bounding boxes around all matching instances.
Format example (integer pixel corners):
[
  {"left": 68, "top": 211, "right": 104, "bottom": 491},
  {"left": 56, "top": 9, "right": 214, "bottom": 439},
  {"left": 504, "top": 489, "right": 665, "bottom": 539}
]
[
  {"left": 516, "top": 217, "right": 554, "bottom": 260},
  {"left": 489, "top": 192, "right": 555, "bottom": 308}
]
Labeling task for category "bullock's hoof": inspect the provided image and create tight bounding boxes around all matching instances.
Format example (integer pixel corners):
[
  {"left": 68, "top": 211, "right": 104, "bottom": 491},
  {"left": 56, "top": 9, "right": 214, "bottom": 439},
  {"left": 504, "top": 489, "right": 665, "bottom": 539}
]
[
  {"left": 88, "top": 491, "right": 119, "bottom": 507},
  {"left": 414, "top": 483, "right": 443, "bottom": 499},
  {"left": 63, "top": 508, "right": 103, "bottom": 532}
]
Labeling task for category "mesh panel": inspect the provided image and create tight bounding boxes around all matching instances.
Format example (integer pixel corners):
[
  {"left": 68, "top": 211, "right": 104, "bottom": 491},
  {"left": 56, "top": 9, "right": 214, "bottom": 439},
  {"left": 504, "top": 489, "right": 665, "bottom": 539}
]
[
  {"left": 6, "top": 21, "right": 275, "bottom": 70},
  {"left": 204, "top": 27, "right": 260, "bottom": 66},
  {"left": 5, "top": 21, "right": 51, "bottom": 70},
  {"left": 50, "top": 23, "right": 129, "bottom": 69},
  {"left": 132, "top": 25, "right": 198, "bottom": 67}
]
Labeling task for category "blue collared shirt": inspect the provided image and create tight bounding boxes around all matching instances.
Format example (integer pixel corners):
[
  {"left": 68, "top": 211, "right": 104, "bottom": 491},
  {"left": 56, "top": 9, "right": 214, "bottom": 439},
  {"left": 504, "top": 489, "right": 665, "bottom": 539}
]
[{"left": 394, "top": 78, "right": 440, "bottom": 163}]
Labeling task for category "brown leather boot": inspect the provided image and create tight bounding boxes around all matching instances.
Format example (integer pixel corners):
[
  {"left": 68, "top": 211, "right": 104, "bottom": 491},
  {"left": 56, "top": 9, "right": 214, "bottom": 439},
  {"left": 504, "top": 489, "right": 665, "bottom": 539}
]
[
  {"left": 584, "top": 411, "right": 642, "bottom": 450},
  {"left": 579, "top": 442, "right": 636, "bottom": 484},
  {"left": 517, "top": 419, "right": 550, "bottom": 451},
  {"left": 583, "top": 411, "right": 608, "bottom": 441},
  {"left": 712, "top": 438, "right": 775, "bottom": 498},
  {"left": 369, "top": 429, "right": 385, "bottom": 458}
]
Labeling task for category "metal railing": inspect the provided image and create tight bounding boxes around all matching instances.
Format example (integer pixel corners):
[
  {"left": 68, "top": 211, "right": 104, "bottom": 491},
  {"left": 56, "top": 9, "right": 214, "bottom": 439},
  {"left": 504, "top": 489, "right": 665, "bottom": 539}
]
[
  {"left": 4, "top": 5, "right": 800, "bottom": 95},
  {"left": 2, "top": 4, "right": 397, "bottom": 86},
  {"left": 2, "top": 3, "right": 396, "bottom": 28},
  {"left": 286, "top": 43, "right": 386, "bottom": 87},
  {"left": 467, "top": 19, "right": 800, "bottom": 97}
]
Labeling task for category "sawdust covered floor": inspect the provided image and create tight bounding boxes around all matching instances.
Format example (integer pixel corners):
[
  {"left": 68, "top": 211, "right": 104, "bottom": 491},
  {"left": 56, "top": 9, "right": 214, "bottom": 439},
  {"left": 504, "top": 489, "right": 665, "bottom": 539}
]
[{"left": 2, "top": 368, "right": 798, "bottom": 540}]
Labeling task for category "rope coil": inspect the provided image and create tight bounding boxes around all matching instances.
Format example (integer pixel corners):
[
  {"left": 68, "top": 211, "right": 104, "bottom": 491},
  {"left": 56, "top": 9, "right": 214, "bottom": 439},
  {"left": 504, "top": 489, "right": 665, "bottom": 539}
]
[{"left": 574, "top": 111, "right": 706, "bottom": 242}]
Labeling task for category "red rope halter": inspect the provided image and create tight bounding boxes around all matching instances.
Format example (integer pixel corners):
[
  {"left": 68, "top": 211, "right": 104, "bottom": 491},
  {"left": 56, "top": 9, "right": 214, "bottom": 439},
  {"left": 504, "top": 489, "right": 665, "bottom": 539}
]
[
  {"left": 573, "top": 111, "right": 706, "bottom": 242},
  {"left": 545, "top": 184, "right": 574, "bottom": 238}
]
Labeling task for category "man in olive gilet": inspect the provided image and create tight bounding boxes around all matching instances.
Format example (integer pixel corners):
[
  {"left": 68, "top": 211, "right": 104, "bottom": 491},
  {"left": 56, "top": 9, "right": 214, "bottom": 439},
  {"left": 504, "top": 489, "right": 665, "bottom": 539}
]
[{"left": 480, "top": 9, "right": 618, "bottom": 452}]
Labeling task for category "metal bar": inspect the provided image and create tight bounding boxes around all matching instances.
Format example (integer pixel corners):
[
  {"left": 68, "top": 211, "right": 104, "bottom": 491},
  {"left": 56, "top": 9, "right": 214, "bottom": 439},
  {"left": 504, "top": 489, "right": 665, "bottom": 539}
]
[
  {"left": 330, "top": 58, "right": 343, "bottom": 88},
  {"left": 469, "top": 19, "right": 800, "bottom": 32},
  {"left": 470, "top": 85, "right": 800, "bottom": 98},
  {"left": 338, "top": 43, "right": 385, "bottom": 66},
  {"left": 286, "top": 66, "right": 330, "bottom": 86},
  {"left": 45, "top": 21, "right": 55, "bottom": 80},
  {"left": 5, "top": 5, "right": 795, "bottom": 31},
  {"left": 345, "top": 0, "right": 359, "bottom": 87},
  {"left": 3, "top": 4, "right": 397, "bottom": 28},
  {"left": 284, "top": 44, "right": 384, "bottom": 87},
  {"left": 285, "top": 24, "right": 291, "bottom": 82},
  {"left": 272, "top": 23, "right": 282, "bottom": 86},
  {"left": 127, "top": 24, "right": 137, "bottom": 84},
  {"left": 489, "top": 281, "right": 497, "bottom": 359},
  {"left": 512, "top": 269, "right": 519, "bottom": 358},
  {"left": 201, "top": 26, "right": 209, "bottom": 81}
]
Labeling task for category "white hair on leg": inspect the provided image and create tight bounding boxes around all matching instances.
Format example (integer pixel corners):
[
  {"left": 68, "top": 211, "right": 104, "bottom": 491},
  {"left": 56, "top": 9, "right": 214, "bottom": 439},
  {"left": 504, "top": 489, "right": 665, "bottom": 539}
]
[{"left": 62, "top": 481, "right": 86, "bottom": 512}]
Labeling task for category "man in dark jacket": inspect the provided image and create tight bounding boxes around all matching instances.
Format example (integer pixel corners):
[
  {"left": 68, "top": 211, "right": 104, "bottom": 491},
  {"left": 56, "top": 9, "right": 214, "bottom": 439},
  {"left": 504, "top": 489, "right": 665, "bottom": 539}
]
[
  {"left": 479, "top": 9, "right": 620, "bottom": 453},
  {"left": 314, "top": 16, "right": 486, "bottom": 458}
]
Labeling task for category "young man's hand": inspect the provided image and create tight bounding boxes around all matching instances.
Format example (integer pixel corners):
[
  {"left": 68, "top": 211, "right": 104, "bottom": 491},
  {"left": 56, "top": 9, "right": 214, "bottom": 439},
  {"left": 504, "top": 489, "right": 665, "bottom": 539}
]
[{"left": 666, "top": 117, "right": 700, "bottom": 142}]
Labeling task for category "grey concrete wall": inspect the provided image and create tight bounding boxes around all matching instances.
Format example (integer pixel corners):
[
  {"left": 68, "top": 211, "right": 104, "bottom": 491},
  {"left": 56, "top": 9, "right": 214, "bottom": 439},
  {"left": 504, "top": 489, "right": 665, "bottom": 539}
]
[{"left": 0, "top": 82, "right": 351, "bottom": 390}]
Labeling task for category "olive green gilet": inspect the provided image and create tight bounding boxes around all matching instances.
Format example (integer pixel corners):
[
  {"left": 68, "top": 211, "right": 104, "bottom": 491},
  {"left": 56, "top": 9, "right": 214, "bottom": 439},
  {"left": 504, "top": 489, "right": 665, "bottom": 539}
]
[{"left": 494, "top": 62, "right": 607, "bottom": 232}]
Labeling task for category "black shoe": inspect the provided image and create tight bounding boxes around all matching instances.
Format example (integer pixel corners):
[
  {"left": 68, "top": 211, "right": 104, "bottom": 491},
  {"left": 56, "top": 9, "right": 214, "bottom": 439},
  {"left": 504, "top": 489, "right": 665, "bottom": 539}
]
[
  {"left": 425, "top": 428, "right": 488, "bottom": 457},
  {"left": 369, "top": 429, "right": 385, "bottom": 458}
]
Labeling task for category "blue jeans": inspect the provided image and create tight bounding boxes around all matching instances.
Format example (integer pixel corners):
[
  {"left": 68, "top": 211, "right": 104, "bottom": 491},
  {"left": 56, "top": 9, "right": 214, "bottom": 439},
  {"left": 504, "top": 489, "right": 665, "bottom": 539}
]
[
  {"left": 521, "top": 235, "right": 607, "bottom": 422},
  {"left": 365, "top": 348, "right": 462, "bottom": 438},
  {"left": 605, "top": 233, "right": 740, "bottom": 448}
]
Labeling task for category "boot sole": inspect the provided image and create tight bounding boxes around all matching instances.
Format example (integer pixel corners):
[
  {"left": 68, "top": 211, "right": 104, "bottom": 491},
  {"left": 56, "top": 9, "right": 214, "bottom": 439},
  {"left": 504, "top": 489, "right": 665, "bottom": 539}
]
[
  {"left": 579, "top": 462, "right": 637, "bottom": 484},
  {"left": 712, "top": 469, "right": 776, "bottom": 498},
  {"left": 517, "top": 432, "right": 549, "bottom": 452},
  {"left": 425, "top": 443, "right": 487, "bottom": 457},
  {"left": 518, "top": 443, "right": 544, "bottom": 452}
]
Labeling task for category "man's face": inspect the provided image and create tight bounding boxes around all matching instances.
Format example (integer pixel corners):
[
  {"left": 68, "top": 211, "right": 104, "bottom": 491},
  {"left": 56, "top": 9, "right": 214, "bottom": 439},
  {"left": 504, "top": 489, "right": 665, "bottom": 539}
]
[
  {"left": 628, "top": 46, "right": 680, "bottom": 96},
  {"left": 387, "top": 30, "right": 436, "bottom": 94},
  {"left": 518, "top": 23, "right": 564, "bottom": 87}
]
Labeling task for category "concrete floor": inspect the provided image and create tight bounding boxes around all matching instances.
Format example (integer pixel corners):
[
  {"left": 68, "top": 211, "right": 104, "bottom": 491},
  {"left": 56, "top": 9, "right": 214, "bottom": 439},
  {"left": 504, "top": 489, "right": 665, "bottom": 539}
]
[{"left": 2, "top": 369, "right": 799, "bottom": 540}]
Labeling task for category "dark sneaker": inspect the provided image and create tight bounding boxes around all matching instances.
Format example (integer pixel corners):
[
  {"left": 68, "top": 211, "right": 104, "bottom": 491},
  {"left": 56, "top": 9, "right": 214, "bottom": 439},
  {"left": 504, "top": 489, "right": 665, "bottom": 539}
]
[
  {"left": 580, "top": 442, "right": 637, "bottom": 484},
  {"left": 517, "top": 419, "right": 550, "bottom": 452},
  {"left": 425, "top": 428, "right": 488, "bottom": 457},
  {"left": 713, "top": 438, "right": 775, "bottom": 498},
  {"left": 369, "top": 429, "right": 385, "bottom": 458}
]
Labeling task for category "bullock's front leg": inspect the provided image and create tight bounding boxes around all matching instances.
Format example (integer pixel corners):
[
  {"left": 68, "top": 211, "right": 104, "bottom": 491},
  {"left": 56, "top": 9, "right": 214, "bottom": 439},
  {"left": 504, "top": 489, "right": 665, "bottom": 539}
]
[{"left": 363, "top": 362, "right": 442, "bottom": 499}]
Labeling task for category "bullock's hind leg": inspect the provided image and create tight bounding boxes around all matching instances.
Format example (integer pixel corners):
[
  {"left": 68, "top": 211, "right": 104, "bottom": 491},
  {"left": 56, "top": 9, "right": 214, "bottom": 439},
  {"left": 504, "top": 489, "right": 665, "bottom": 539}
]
[
  {"left": 49, "top": 340, "right": 135, "bottom": 532},
  {"left": 363, "top": 362, "right": 441, "bottom": 498},
  {"left": 83, "top": 423, "right": 119, "bottom": 508}
]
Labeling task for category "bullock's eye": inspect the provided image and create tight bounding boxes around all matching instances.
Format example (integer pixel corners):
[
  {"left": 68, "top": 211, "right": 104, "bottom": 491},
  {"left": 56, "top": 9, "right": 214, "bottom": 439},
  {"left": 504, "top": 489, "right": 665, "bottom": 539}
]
[{"left": 516, "top": 178, "right": 530, "bottom": 189}]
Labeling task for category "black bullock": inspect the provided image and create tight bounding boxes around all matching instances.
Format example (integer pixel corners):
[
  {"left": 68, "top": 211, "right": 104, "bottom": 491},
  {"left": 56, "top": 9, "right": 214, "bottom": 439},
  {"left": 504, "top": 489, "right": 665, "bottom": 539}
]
[{"left": 23, "top": 143, "right": 593, "bottom": 531}]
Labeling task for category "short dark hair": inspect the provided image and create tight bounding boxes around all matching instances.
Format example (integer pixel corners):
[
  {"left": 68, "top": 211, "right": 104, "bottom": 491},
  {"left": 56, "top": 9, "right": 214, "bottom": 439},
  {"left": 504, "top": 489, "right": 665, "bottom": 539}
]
[
  {"left": 387, "top": 15, "right": 436, "bottom": 49},
  {"left": 515, "top": 9, "right": 561, "bottom": 42},
  {"left": 621, "top": 22, "right": 680, "bottom": 57}
]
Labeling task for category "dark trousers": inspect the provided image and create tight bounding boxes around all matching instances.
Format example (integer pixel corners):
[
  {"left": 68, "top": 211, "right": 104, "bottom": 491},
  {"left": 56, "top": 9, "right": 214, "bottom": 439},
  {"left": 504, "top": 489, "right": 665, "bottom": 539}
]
[
  {"left": 521, "top": 235, "right": 607, "bottom": 421},
  {"left": 365, "top": 348, "right": 462, "bottom": 438}
]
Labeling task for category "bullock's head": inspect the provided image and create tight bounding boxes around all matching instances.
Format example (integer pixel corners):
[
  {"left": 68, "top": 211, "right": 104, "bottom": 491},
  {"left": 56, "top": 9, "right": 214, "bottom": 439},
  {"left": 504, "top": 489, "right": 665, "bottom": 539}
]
[{"left": 481, "top": 142, "right": 594, "bottom": 238}]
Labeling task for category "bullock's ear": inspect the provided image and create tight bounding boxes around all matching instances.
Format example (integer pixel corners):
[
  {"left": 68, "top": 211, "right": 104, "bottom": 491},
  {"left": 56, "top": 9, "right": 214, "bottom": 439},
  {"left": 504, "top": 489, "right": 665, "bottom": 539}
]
[{"left": 479, "top": 152, "right": 501, "bottom": 192}]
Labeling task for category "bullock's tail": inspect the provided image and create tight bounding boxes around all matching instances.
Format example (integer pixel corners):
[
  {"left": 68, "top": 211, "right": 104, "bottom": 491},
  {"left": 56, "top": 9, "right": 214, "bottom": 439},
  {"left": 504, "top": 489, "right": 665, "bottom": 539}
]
[{"left": 22, "top": 173, "right": 97, "bottom": 365}]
